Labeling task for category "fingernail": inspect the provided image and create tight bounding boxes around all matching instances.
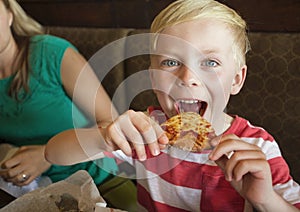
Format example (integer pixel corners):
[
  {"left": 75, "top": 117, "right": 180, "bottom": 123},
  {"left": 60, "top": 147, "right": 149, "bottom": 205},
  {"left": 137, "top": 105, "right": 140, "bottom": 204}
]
[
  {"left": 161, "top": 134, "right": 169, "bottom": 144},
  {"left": 153, "top": 148, "right": 160, "bottom": 156},
  {"left": 140, "top": 155, "right": 146, "bottom": 161}
]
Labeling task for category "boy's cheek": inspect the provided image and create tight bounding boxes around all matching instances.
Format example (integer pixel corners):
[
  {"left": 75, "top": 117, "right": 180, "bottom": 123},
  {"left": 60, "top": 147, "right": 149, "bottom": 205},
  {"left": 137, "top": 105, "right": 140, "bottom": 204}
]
[
  {"left": 154, "top": 92, "right": 177, "bottom": 117},
  {"left": 150, "top": 70, "right": 176, "bottom": 91}
]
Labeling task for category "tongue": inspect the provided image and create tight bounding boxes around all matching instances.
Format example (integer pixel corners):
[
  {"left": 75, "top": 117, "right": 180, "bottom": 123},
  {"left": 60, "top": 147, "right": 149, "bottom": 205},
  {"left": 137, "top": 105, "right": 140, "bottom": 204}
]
[
  {"left": 175, "top": 100, "right": 207, "bottom": 115},
  {"left": 178, "top": 102, "right": 200, "bottom": 113}
]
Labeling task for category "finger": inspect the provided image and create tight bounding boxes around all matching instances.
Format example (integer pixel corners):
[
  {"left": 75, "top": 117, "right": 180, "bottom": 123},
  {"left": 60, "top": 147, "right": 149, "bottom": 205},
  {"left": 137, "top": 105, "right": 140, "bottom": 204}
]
[
  {"left": 120, "top": 112, "right": 148, "bottom": 160},
  {"left": 130, "top": 111, "right": 157, "bottom": 144},
  {"left": 107, "top": 123, "right": 132, "bottom": 156},
  {"left": 1, "top": 156, "right": 20, "bottom": 169},
  {"left": 108, "top": 112, "right": 148, "bottom": 161},
  {"left": 108, "top": 117, "right": 149, "bottom": 161},
  {"left": 232, "top": 159, "right": 270, "bottom": 182},
  {"left": 209, "top": 134, "right": 223, "bottom": 147},
  {"left": 209, "top": 135, "right": 260, "bottom": 160},
  {"left": 0, "top": 165, "right": 22, "bottom": 180},
  {"left": 129, "top": 111, "right": 162, "bottom": 158},
  {"left": 210, "top": 134, "right": 243, "bottom": 148},
  {"left": 0, "top": 169, "right": 9, "bottom": 179},
  {"left": 141, "top": 129, "right": 160, "bottom": 156},
  {"left": 150, "top": 118, "right": 169, "bottom": 146},
  {"left": 214, "top": 154, "right": 228, "bottom": 171},
  {"left": 14, "top": 163, "right": 42, "bottom": 186},
  {"left": 10, "top": 172, "right": 33, "bottom": 186},
  {"left": 142, "top": 117, "right": 170, "bottom": 155},
  {"left": 224, "top": 150, "right": 266, "bottom": 181},
  {"left": 158, "top": 143, "right": 167, "bottom": 150}
]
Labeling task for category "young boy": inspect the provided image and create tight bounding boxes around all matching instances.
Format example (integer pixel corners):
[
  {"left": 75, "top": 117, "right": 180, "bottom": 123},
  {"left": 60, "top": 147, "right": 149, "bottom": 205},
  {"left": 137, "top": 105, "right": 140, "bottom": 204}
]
[{"left": 45, "top": 0, "right": 300, "bottom": 211}]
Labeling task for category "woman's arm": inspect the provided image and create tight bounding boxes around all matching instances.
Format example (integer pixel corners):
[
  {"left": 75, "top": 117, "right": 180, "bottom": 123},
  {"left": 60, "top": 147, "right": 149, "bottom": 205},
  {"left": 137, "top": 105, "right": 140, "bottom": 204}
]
[
  {"left": 60, "top": 48, "right": 118, "bottom": 126},
  {"left": 45, "top": 48, "right": 118, "bottom": 165}
]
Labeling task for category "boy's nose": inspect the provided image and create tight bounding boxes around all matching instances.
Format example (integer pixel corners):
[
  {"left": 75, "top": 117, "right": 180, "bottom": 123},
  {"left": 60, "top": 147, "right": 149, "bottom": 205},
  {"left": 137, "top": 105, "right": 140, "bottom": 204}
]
[{"left": 177, "top": 65, "right": 200, "bottom": 87}]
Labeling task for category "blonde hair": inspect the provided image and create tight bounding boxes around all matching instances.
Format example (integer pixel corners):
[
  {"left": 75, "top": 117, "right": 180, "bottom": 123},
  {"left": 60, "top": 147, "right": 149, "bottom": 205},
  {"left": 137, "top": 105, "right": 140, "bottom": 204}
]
[
  {"left": 3, "top": 0, "right": 44, "bottom": 99},
  {"left": 151, "top": 0, "right": 251, "bottom": 67}
]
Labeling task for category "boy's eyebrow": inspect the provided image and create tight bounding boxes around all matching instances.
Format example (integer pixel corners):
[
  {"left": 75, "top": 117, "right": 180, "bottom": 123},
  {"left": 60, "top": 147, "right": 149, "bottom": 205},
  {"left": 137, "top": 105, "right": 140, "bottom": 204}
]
[
  {"left": 152, "top": 49, "right": 182, "bottom": 58},
  {"left": 200, "top": 48, "right": 221, "bottom": 55},
  {"left": 152, "top": 45, "right": 225, "bottom": 59}
]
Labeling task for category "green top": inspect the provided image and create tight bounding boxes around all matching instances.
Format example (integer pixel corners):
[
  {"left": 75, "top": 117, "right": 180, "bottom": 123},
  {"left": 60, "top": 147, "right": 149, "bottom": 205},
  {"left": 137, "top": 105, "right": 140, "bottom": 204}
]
[{"left": 0, "top": 35, "right": 117, "bottom": 184}]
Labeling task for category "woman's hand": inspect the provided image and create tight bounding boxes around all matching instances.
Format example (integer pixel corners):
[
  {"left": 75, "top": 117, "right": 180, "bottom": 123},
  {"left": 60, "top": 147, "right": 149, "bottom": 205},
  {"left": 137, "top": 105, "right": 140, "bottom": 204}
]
[
  {"left": 103, "top": 110, "right": 169, "bottom": 161},
  {"left": 209, "top": 134, "right": 298, "bottom": 211},
  {"left": 0, "top": 145, "right": 51, "bottom": 186}
]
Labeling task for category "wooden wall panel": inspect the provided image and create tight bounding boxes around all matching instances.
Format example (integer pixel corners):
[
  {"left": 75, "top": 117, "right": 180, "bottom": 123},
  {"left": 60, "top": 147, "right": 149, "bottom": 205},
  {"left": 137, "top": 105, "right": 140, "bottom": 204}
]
[
  {"left": 19, "top": 0, "right": 174, "bottom": 28},
  {"left": 19, "top": 0, "right": 300, "bottom": 32},
  {"left": 218, "top": 0, "right": 300, "bottom": 32}
]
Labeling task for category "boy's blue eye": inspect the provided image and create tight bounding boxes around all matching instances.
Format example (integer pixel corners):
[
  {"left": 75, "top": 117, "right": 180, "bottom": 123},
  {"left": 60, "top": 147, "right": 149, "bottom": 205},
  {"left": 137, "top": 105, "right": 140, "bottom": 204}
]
[
  {"left": 202, "top": 60, "right": 218, "bottom": 67},
  {"left": 162, "top": 59, "right": 180, "bottom": 67}
]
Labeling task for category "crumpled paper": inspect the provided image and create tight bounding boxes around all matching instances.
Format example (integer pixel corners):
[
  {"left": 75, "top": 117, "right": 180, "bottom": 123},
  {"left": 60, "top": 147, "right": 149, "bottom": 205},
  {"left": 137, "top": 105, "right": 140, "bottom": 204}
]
[{"left": 0, "top": 170, "right": 106, "bottom": 212}]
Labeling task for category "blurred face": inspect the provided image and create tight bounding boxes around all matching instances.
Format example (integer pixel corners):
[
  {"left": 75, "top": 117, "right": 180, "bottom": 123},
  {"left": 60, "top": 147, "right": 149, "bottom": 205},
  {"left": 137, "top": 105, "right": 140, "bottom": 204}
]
[
  {"left": 150, "top": 19, "right": 246, "bottom": 129},
  {"left": 0, "top": 0, "right": 13, "bottom": 55}
]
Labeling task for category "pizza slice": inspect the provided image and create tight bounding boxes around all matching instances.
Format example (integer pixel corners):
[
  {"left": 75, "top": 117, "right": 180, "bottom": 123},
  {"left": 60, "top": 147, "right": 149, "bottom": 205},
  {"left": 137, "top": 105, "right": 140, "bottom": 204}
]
[{"left": 161, "top": 112, "right": 215, "bottom": 152}]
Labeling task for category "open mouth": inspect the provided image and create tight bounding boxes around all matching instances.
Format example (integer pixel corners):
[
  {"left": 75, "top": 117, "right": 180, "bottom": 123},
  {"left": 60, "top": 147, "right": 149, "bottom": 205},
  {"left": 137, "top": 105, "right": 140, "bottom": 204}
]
[{"left": 174, "top": 99, "right": 207, "bottom": 116}]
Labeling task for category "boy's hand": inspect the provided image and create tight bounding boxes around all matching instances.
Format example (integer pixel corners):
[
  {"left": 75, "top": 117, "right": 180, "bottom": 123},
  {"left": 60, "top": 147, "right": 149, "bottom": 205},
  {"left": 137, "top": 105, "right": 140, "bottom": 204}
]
[
  {"left": 208, "top": 134, "right": 277, "bottom": 209},
  {"left": 104, "top": 110, "right": 169, "bottom": 161}
]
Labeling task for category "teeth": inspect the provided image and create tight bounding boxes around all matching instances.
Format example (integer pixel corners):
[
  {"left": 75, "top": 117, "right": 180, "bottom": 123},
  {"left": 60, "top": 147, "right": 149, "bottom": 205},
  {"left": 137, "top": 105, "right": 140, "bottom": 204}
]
[{"left": 179, "top": 100, "right": 199, "bottom": 104}]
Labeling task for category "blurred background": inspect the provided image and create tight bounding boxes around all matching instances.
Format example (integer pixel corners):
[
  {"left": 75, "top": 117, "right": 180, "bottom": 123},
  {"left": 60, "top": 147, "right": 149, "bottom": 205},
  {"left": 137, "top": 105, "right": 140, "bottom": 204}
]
[{"left": 19, "top": 0, "right": 300, "bottom": 32}]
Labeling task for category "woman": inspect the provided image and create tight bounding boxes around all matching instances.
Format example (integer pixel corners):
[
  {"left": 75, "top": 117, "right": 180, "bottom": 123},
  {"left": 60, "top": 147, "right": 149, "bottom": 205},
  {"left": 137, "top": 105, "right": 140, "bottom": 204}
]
[{"left": 0, "top": 0, "right": 118, "bottom": 204}]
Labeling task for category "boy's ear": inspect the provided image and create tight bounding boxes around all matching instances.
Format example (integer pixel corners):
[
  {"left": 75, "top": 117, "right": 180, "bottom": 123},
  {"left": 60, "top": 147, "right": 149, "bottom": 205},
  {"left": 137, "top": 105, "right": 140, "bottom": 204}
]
[{"left": 230, "top": 65, "right": 247, "bottom": 95}]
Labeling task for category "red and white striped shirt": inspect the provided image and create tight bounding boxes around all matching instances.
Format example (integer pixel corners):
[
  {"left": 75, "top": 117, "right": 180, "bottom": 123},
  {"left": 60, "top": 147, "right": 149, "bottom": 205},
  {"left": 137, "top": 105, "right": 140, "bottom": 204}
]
[{"left": 110, "top": 107, "right": 300, "bottom": 211}]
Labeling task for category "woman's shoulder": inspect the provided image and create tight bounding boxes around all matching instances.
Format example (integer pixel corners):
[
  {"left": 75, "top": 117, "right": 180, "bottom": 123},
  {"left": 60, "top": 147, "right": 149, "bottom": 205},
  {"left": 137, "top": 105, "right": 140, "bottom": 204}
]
[
  {"left": 30, "top": 34, "right": 75, "bottom": 49},
  {"left": 28, "top": 34, "right": 77, "bottom": 81}
]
